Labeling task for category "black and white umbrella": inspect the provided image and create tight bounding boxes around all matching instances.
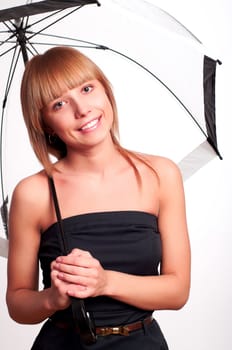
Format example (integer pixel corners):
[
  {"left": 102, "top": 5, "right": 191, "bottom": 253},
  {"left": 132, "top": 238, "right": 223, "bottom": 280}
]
[{"left": 0, "top": 0, "right": 222, "bottom": 254}]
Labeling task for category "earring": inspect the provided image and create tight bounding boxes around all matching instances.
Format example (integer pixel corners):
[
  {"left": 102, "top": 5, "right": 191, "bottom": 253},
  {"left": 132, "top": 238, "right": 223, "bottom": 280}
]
[{"left": 48, "top": 133, "right": 57, "bottom": 145}]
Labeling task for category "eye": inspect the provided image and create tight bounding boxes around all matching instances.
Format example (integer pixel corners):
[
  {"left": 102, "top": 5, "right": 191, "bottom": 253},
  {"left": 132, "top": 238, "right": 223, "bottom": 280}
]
[
  {"left": 53, "top": 100, "right": 66, "bottom": 111},
  {"left": 82, "top": 84, "right": 93, "bottom": 93}
]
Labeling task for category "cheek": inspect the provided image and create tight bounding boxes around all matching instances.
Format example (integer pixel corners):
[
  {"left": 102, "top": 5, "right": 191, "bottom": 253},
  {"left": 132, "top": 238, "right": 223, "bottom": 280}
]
[
  {"left": 104, "top": 100, "right": 114, "bottom": 121},
  {"left": 43, "top": 109, "right": 69, "bottom": 130},
  {"left": 92, "top": 93, "right": 114, "bottom": 123}
]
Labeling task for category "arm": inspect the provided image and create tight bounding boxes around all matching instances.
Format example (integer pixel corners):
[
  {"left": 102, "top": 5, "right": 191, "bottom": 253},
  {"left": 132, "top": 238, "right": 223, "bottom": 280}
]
[
  {"left": 6, "top": 176, "right": 71, "bottom": 324},
  {"left": 53, "top": 157, "right": 191, "bottom": 311}
]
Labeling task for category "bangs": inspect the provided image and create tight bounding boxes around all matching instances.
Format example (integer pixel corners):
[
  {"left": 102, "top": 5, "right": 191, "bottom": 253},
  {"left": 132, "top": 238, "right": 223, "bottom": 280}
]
[{"left": 30, "top": 47, "right": 100, "bottom": 110}]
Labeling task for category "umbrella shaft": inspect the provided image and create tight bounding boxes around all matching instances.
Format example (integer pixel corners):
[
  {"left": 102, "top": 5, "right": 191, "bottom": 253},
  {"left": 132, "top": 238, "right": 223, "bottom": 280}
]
[
  {"left": 15, "top": 20, "right": 28, "bottom": 64},
  {"left": 19, "top": 41, "right": 28, "bottom": 64}
]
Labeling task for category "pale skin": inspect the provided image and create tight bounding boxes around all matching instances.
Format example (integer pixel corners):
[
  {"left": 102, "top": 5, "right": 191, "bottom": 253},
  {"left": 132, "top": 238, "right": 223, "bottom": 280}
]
[{"left": 6, "top": 79, "right": 191, "bottom": 324}]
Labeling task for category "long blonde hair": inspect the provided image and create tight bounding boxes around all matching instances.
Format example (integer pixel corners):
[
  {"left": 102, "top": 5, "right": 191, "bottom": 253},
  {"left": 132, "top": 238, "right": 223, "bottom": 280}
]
[{"left": 21, "top": 46, "right": 157, "bottom": 182}]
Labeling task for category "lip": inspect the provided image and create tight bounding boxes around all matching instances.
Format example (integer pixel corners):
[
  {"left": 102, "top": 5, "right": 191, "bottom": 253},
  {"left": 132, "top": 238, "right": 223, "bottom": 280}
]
[{"left": 78, "top": 116, "right": 101, "bottom": 132}]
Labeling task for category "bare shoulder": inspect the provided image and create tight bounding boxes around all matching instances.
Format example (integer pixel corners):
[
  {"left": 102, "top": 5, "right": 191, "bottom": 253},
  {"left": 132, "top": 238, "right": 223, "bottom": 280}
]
[
  {"left": 11, "top": 170, "right": 50, "bottom": 211},
  {"left": 9, "top": 170, "right": 52, "bottom": 233},
  {"left": 138, "top": 153, "right": 186, "bottom": 215},
  {"left": 138, "top": 153, "right": 183, "bottom": 183}
]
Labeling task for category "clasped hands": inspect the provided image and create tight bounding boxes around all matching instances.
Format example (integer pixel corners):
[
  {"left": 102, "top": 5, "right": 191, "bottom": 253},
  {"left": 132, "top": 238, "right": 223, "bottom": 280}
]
[{"left": 49, "top": 248, "right": 107, "bottom": 311}]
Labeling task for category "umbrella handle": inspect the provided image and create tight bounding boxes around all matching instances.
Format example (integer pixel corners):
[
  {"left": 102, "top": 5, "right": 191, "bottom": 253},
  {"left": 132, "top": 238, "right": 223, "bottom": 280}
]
[{"left": 49, "top": 176, "right": 97, "bottom": 344}]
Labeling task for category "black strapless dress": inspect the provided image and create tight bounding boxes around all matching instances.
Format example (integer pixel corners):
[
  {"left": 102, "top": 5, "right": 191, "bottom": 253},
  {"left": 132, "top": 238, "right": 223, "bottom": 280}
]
[{"left": 31, "top": 211, "right": 169, "bottom": 349}]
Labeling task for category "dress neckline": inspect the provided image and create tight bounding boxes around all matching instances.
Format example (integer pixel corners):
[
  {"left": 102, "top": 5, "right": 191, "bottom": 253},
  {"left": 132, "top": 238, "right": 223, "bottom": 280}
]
[{"left": 42, "top": 210, "right": 158, "bottom": 235}]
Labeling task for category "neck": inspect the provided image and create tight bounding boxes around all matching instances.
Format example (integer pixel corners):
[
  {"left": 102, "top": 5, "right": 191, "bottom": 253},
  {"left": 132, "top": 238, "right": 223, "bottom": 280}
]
[{"left": 57, "top": 138, "right": 121, "bottom": 176}]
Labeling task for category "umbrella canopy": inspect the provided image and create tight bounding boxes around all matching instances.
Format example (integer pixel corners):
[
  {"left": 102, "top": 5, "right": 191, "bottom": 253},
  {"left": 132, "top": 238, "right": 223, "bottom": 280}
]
[
  {"left": 0, "top": 1, "right": 98, "bottom": 22},
  {"left": 0, "top": 0, "right": 222, "bottom": 253}
]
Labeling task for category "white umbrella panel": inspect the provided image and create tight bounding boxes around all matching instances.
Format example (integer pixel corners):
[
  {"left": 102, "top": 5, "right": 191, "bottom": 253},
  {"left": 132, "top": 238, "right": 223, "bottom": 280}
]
[{"left": 0, "top": 0, "right": 222, "bottom": 249}]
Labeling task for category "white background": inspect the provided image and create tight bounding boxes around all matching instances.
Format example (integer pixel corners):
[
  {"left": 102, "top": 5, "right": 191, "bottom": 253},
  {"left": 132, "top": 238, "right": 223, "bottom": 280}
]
[{"left": 0, "top": 0, "right": 232, "bottom": 349}]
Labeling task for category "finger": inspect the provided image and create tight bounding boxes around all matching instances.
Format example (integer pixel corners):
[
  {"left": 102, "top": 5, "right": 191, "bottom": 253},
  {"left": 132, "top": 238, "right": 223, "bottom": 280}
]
[
  {"left": 66, "top": 285, "right": 90, "bottom": 299},
  {"left": 58, "top": 273, "right": 89, "bottom": 290},
  {"left": 56, "top": 264, "right": 90, "bottom": 278},
  {"left": 69, "top": 248, "right": 92, "bottom": 257},
  {"left": 51, "top": 260, "right": 62, "bottom": 271},
  {"left": 56, "top": 254, "right": 94, "bottom": 269},
  {"left": 51, "top": 269, "right": 65, "bottom": 291}
]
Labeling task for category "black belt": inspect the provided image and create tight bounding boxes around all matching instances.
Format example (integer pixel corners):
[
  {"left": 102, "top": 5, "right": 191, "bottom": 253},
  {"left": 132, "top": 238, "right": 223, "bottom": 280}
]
[{"left": 50, "top": 315, "right": 153, "bottom": 336}]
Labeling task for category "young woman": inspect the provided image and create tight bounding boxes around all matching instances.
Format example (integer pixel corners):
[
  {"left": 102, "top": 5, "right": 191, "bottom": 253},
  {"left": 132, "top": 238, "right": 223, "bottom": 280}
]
[{"left": 6, "top": 46, "right": 191, "bottom": 349}]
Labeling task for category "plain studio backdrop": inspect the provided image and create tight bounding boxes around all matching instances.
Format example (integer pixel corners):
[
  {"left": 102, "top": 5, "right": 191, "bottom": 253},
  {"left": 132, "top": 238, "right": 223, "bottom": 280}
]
[{"left": 0, "top": 0, "right": 231, "bottom": 349}]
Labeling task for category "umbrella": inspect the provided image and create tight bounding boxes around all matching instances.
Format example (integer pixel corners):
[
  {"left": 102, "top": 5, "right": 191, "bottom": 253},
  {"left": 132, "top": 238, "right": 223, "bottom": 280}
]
[{"left": 0, "top": 0, "right": 222, "bottom": 254}]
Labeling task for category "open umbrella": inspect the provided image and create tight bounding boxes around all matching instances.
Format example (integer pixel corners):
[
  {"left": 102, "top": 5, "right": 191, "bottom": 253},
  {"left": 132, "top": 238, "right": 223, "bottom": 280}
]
[{"left": 0, "top": 0, "right": 222, "bottom": 253}]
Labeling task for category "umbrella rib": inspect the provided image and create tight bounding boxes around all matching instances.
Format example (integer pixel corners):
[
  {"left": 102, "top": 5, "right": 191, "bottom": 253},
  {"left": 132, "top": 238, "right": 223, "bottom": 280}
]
[
  {"left": 2, "top": 20, "right": 22, "bottom": 34},
  {"left": 0, "top": 46, "right": 21, "bottom": 237},
  {"left": 0, "top": 25, "right": 17, "bottom": 47},
  {"left": 20, "top": 15, "right": 30, "bottom": 33},
  {"left": 0, "top": 44, "right": 19, "bottom": 58},
  {"left": 26, "top": 41, "right": 40, "bottom": 56},
  {"left": 0, "top": 108, "right": 5, "bottom": 200},
  {"left": 27, "top": 31, "right": 99, "bottom": 48},
  {"left": 0, "top": 30, "right": 13, "bottom": 33},
  {"left": 26, "top": 6, "right": 83, "bottom": 40},
  {"left": 0, "top": 35, "right": 16, "bottom": 48},
  {"left": 28, "top": 41, "right": 98, "bottom": 49},
  {"left": 5, "top": 50, "right": 21, "bottom": 99},
  {"left": 3, "top": 21, "right": 14, "bottom": 30},
  {"left": 107, "top": 47, "right": 207, "bottom": 137},
  {"left": 1, "top": 44, "right": 21, "bottom": 136},
  {"left": 25, "top": 8, "right": 73, "bottom": 29}
]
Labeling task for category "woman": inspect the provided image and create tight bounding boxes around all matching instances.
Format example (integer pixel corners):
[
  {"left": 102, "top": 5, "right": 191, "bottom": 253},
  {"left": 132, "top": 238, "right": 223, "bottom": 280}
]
[{"left": 6, "top": 46, "right": 191, "bottom": 349}]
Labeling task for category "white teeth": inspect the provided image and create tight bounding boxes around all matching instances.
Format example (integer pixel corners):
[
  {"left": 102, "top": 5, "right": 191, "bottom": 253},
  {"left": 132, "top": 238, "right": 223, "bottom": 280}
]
[{"left": 81, "top": 118, "right": 98, "bottom": 130}]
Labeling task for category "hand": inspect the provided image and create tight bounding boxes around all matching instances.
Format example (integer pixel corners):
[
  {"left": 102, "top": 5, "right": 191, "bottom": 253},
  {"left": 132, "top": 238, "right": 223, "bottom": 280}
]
[
  {"left": 48, "top": 261, "right": 72, "bottom": 312},
  {"left": 51, "top": 248, "right": 108, "bottom": 299}
]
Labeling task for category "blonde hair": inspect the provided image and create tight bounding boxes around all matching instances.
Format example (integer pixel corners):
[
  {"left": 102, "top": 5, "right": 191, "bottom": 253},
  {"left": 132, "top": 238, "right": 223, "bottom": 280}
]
[
  {"left": 21, "top": 46, "right": 157, "bottom": 182},
  {"left": 20, "top": 47, "right": 119, "bottom": 171}
]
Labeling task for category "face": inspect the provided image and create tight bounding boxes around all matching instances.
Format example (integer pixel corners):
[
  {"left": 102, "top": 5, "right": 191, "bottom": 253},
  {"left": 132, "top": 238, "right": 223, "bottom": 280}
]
[{"left": 42, "top": 79, "right": 114, "bottom": 152}]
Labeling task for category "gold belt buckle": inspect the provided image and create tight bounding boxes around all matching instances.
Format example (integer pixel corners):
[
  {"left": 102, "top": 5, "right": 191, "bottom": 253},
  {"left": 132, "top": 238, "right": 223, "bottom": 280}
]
[{"left": 99, "top": 325, "right": 130, "bottom": 336}]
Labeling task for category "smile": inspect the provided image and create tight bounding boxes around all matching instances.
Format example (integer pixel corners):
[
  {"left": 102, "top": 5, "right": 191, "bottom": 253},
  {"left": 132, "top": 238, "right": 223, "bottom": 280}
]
[{"left": 79, "top": 117, "right": 100, "bottom": 132}]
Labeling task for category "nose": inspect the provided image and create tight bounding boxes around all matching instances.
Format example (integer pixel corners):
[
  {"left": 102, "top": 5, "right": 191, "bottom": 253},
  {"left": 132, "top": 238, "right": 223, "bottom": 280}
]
[{"left": 73, "top": 99, "right": 91, "bottom": 119}]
